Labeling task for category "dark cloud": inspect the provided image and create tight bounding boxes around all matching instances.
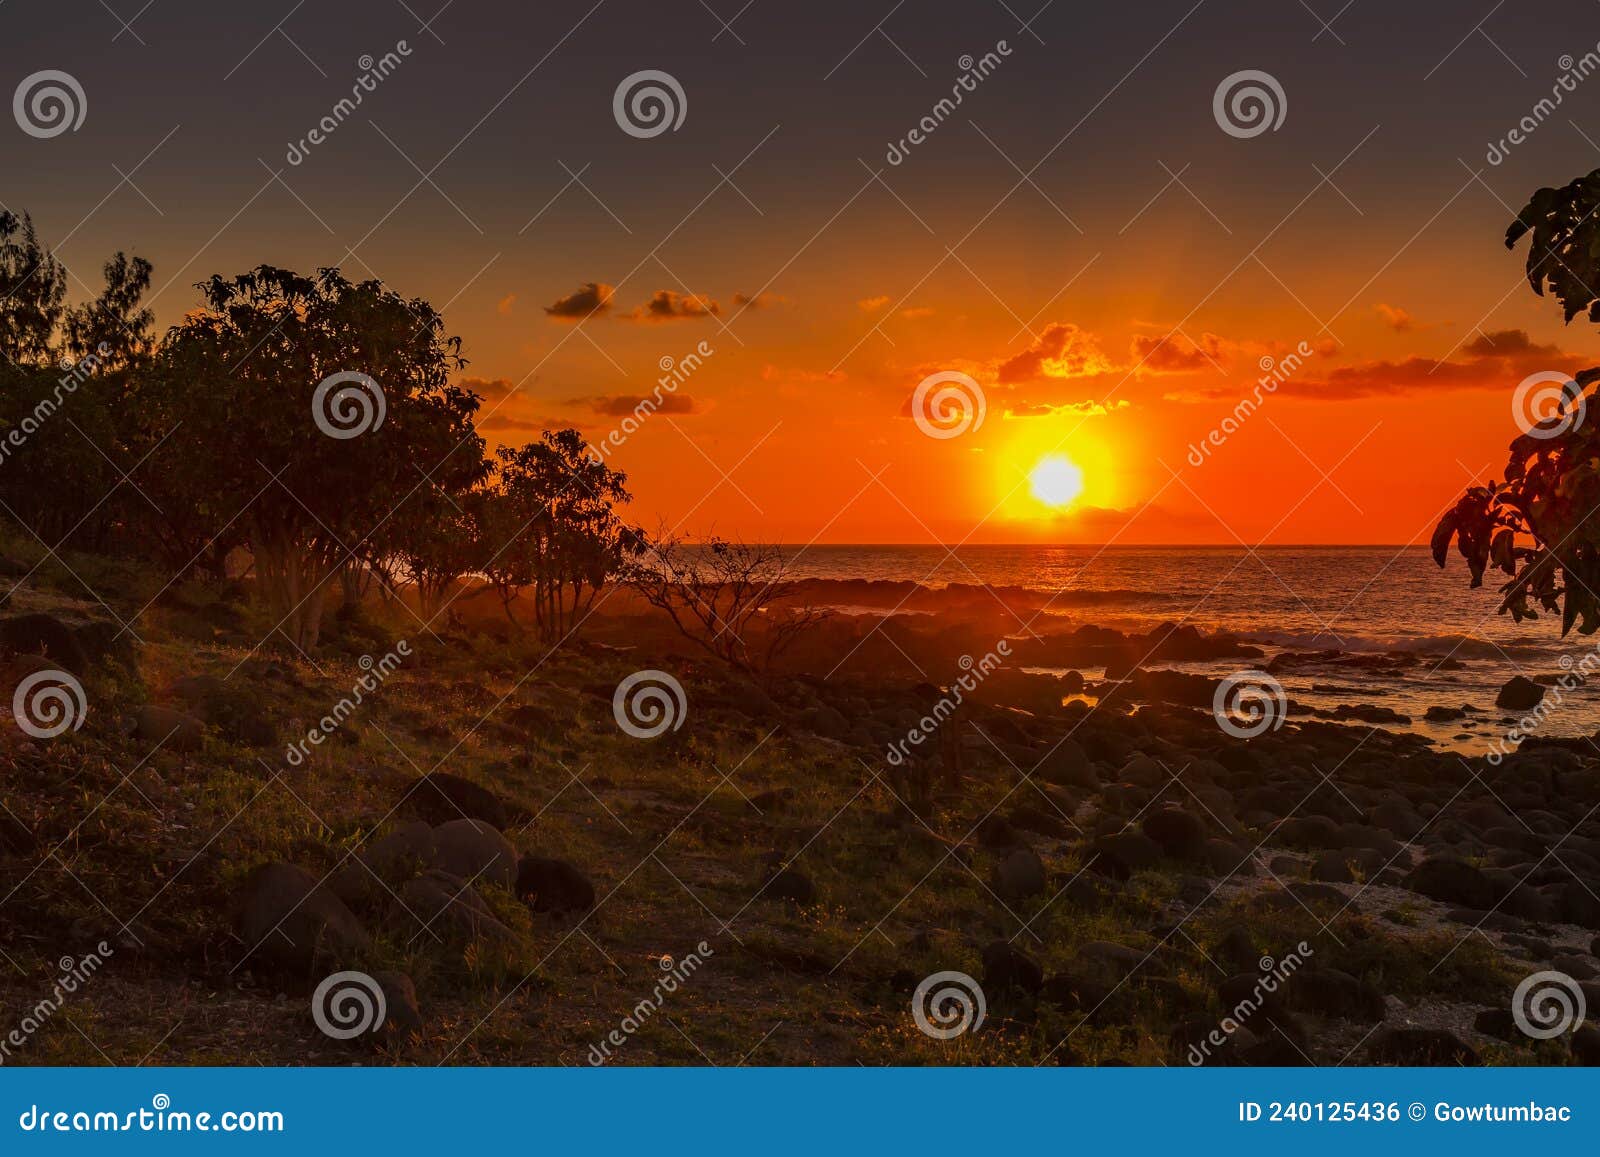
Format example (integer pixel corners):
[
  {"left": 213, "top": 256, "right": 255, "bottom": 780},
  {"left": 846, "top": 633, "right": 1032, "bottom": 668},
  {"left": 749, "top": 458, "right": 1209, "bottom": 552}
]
[
  {"left": 621, "top": 290, "right": 722, "bottom": 322},
  {"left": 577, "top": 393, "right": 700, "bottom": 416},
  {"left": 732, "top": 291, "right": 784, "bottom": 309},
  {"left": 459, "top": 376, "right": 517, "bottom": 401},
  {"left": 544, "top": 281, "right": 614, "bottom": 320},
  {"left": 1129, "top": 331, "right": 1228, "bottom": 373},
  {"left": 996, "top": 322, "right": 1113, "bottom": 384}
]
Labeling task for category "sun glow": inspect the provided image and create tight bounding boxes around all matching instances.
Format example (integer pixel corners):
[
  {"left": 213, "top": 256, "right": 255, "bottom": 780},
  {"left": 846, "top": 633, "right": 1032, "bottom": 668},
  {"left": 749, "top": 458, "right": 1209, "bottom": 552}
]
[{"left": 1028, "top": 455, "right": 1085, "bottom": 508}]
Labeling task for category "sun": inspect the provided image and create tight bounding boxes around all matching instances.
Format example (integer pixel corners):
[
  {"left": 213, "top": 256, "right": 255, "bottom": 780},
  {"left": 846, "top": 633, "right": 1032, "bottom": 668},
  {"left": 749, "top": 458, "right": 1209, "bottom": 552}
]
[{"left": 1028, "top": 455, "right": 1085, "bottom": 508}]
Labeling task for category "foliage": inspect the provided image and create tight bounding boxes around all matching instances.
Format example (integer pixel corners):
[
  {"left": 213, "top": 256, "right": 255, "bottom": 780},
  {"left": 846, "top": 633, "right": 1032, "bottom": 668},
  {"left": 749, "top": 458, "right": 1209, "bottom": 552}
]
[{"left": 1435, "top": 169, "right": 1600, "bottom": 633}]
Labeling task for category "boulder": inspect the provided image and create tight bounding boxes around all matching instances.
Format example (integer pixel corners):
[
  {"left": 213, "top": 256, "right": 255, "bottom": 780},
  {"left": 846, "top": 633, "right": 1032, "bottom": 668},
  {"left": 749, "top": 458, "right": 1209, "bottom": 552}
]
[
  {"left": 1084, "top": 831, "right": 1162, "bottom": 880},
  {"left": 991, "top": 848, "right": 1047, "bottom": 902},
  {"left": 1405, "top": 857, "right": 1498, "bottom": 909},
  {"left": 1141, "top": 807, "right": 1207, "bottom": 861},
  {"left": 402, "top": 870, "right": 514, "bottom": 942},
  {"left": 1496, "top": 676, "right": 1545, "bottom": 711},
  {"left": 981, "top": 940, "right": 1043, "bottom": 995},
  {"left": 429, "top": 819, "right": 517, "bottom": 889},
  {"left": 516, "top": 855, "right": 596, "bottom": 915},
  {"left": 405, "top": 773, "right": 515, "bottom": 829},
  {"left": 1288, "top": 968, "right": 1385, "bottom": 1023},
  {"left": 237, "top": 862, "right": 369, "bottom": 974},
  {"left": 1368, "top": 1028, "right": 1479, "bottom": 1066},
  {"left": 373, "top": 969, "right": 425, "bottom": 1040},
  {"left": 131, "top": 705, "right": 205, "bottom": 752}
]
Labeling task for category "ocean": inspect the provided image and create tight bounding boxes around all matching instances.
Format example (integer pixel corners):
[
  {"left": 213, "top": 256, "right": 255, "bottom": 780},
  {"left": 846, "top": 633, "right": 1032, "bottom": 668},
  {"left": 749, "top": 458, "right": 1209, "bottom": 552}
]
[{"left": 776, "top": 545, "right": 1600, "bottom": 749}]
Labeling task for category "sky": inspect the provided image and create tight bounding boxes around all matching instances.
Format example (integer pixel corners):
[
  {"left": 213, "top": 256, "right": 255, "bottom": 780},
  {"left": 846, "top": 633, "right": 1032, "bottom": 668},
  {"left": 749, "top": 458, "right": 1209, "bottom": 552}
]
[{"left": 7, "top": 0, "right": 1600, "bottom": 545}]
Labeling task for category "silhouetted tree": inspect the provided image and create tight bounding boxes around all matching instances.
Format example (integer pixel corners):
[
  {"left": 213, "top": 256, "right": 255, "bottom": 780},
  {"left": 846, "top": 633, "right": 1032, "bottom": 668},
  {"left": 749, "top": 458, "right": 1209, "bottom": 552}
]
[
  {"left": 147, "top": 266, "right": 484, "bottom": 651},
  {"left": 1437, "top": 168, "right": 1600, "bottom": 634}
]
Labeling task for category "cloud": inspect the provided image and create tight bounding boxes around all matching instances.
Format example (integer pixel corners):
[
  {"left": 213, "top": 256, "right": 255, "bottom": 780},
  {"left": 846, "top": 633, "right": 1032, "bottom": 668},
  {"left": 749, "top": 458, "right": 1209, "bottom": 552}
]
[
  {"left": 857, "top": 295, "right": 891, "bottom": 312},
  {"left": 1178, "top": 328, "right": 1580, "bottom": 401},
  {"left": 1375, "top": 303, "right": 1413, "bottom": 331},
  {"left": 996, "top": 322, "right": 1115, "bottom": 385},
  {"left": 478, "top": 414, "right": 585, "bottom": 433},
  {"left": 1004, "top": 399, "right": 1131, "bottom": 418},
  {"left": 900, "top": 306, "right": 935, "bottom": 319},
  {"left": 544, "top": 282, "right": 614, "bottom": 320},
  {"left": 620, "top": 290, "right": 723, "bottom": 322},
  {"left": 575, "top": 393, "right": 700, "bottom": 417},
  {"left": 460, "top": 376, "right": 517, "bottom": 401},
  {"left": 497, "top": 293, "right": 516, "bottom": 315},
  {"left": 761, "top": 364, "right": 846, "bottom": 384},
  {"left": 1129, "top": 331, "right": 1229, "bottom": 373},
  {"left": 732, "top": 291, "right": 785, "bottom": 309}
]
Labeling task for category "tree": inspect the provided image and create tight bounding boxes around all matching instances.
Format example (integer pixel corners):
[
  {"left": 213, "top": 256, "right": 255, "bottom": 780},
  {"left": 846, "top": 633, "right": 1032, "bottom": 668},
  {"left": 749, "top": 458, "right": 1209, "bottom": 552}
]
[
  {"left": 382, "top": 485, "right": 484, "bottom": 622},
  {"left": 477, "top": 430, "right": 641, "bottom": 640},
  {"left": 1435, "top": 167, "right": 1600, "bottom": 634},
  {"left": 146, "top": 266, "right": 485, "bottom": 651},
  {"left": 0, "top": 211, "right": 66, "bottom": 366},
  {"left": 627, "top": 532, "right": 830, "bottom": 675}
]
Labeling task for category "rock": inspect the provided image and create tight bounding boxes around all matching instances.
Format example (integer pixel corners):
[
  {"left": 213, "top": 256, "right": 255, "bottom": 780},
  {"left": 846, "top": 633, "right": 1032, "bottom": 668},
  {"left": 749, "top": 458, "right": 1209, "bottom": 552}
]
[
  {"left": 1496, "top": 676, "right": 1545, "bottom": 711},
  {"left": 516, "top": 855, "right": 595, "bottom": 915},
  {"left": 405, "top": 773, "right": 514, "bottom": 829},
  {"left": 0, "top": 613, "right": 91, "bottom": 674},
  {"left": 363, "top": 821, "right": 437, "bottom": 880},
  {"left": 237, "top": 862, "right": 369, "bottom": 974},
  {"left": 429, "top": 819, "right": 517, "bottom": 889},
  {"left": 1572, "top": 1024, "right": 1600, "bottom": 1065},
  {"left": 800, "top": 704, "right": 850, "bottom": 741},
  {"left": 1288, "top": 969, "right": 1385, "bottom": 1023},
  {"left": 1036, "top": 739, "right": 1096, "bottom": 789},
  {"left": 401, "top": 870, "right": 514, "bottom": 942},
  {"left": 373, "top": 969, "right": 424, "bottom": 1040},
  {"left": 131, "top": 705, "right": 205, "bottom": 752},
  {"left": 1473, "top": 1007, "right": 1519, "bottom": 1042},
  {"left": 1405, "top": 857, "right": 1497, "bottom": 909},
  {"left": 1368, "top": 1028, "right": 1479, "bottom": 1066},
  {"left": 1120, "top": 754, "right": 1166, "bottom": 787},
  {"left": 1141, "top": 807, "right": 1207, "bottom": 861},
  {"left": 981, "top": 940, "right": 1043, "bottom": 995},
  {"left": 1424, "top": 705, "right": 1468, "bottom": 723},
  {"left": 1551, "top": 954, "right": 1598, "bottom": 981},
  {"left": 991, "top": 848, "right": 1046, "bottom": 902},
  {"left": 1084, "top": 831, "right": 1163, "bottom": 880},
  {"left": 763, "top": 866, "right": 816, "bottom": 905}
]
